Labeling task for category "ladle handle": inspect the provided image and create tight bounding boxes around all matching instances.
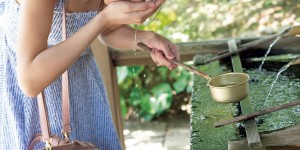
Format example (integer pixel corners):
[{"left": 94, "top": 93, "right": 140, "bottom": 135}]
[{"left": 137, "top": 42, "right": 211, "bottom": 80}]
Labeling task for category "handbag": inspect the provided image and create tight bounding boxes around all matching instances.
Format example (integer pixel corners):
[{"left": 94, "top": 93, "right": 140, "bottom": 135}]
[
  {"left": 29, "top": 90, "right": 99, "bottom": 150},
  {"left": 28, "top": 1, "right": 104, "bottom": 149}
]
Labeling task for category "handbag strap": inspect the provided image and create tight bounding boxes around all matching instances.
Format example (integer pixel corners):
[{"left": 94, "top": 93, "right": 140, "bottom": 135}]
[
  {"left": 36, "top": 0, "right": 70, "bottom": 143},
  {"left": 36, "top": 0, "right": 105, "bottom": 145},
  {"left": 61, "top": 0, "right": 71, "bottom": 139},
  {"left": 37, "top": 92, "right": 52, "bottom": 141}
]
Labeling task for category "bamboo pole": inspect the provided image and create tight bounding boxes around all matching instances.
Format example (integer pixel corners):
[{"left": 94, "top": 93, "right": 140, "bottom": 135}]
[
  {"left": 201, "top": 34, "right": 279, "bottom": 65},
  {"left": 200, "top": 26, "right": 296, "bottom": 65},
  {"left": 214, "top": 99, "right": 300, "bottom": 128}
]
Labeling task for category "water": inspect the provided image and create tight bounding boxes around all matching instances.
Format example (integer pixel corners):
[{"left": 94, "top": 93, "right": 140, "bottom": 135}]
[
  {"left": 247, "top": 69, "right": 300, "bottom": 132},
  {"left": 133, "top": 25, "right": 141, "bottom": 55},
  {"left": 263, "top": 63, "right": 290, "bottom": 108},
  {"left": 258, "top": 36, "right": 281, "bottom": 71},
  {"left": 132, "top": 1, "right": 164, "bottom": 54}
]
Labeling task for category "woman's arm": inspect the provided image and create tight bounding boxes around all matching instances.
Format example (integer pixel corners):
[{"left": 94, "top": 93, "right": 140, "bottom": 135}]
[
  {"left": 100, "top": 25, "right": 180, "bottom": 69},
  {"left": 16, "top": 0, "right": 157, "bottom": 97}
]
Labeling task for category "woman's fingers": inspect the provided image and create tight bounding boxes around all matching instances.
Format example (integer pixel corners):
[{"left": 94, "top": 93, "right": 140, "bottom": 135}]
[
  {"left": 124, "top": 1, "right": 155, "bottom": 12},
  {"left": 150, "top": 49, "right": 159, "bottom": 65},
  {"left": 154, "top": 0, "right": 165, "bottom": 8},
  {"left": 105, "top": 0, "right": 146, "bottom": 4},
  {"left": 168, "top": 42, "right": 180, "bottom": 61},
  {"left": 103, "top": 1, "right": 158, "bottom": 25},
  {"left": 169, "top": 43, "right": 179, "bottom": 69},
  {"left": 154, "top": 50, "right": 175, "bottom": 69},
  {"left": 159, "top": 42, "right": 175, "bottom": 60}
]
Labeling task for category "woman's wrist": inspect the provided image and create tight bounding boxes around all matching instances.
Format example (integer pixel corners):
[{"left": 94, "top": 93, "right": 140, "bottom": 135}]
[
  {"left": 135, "top": 30, "right": 155, "bottom": 46},
  {"left": 96, "top": 10, "right": 111, "bottom": 30}
]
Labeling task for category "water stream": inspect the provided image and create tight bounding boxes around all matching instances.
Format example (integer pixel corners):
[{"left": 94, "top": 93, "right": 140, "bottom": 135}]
[
  {"left": 258, "top": 36, "right": 281, "bottom": 71},
  {"left": 262, "top": 63, "right": 291, "bottom": 108}
]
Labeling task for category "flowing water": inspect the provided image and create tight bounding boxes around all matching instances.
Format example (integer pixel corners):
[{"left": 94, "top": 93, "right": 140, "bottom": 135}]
[
  {"left": 263, "top": 63, "right": 290, "bottom": 108},
  {"left": 258, "top": 36, "right": 281, "bottom": 71},
  {"left": 247, "top": 68, "right": 300, "bottom": 132}
]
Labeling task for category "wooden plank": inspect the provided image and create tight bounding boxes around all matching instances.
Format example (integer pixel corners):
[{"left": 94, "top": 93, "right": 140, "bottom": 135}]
[
  {"left": 228, "top": 39, "right": 263, "bottom": 149},
  {"left": 90, "top": 38, "right": 125, "bottom": 149},
  {"left": 111, "top": 40, "right": 233, "bottom": 66},
  {"left": 228, "top": 125, "right": 300, "bottom": 150},
  {"left": 111, "top": 66, "right": 125, "bottom": 149},
  {"left": 110, "top": 37, "right": 300, "bottom": 66}
]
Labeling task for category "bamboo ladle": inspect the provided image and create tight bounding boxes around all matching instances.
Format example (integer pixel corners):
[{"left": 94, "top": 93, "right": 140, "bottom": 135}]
[{"left": 137, "top": 42, "right": 249, "bottom": 103}]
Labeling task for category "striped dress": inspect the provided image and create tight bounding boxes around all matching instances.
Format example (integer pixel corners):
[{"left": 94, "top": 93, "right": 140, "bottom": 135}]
[{"left": 0, "top": 0, "right": 122, "bottom": 149}]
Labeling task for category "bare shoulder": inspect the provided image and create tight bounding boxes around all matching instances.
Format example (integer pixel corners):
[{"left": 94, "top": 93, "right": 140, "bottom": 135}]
[
  {"left": 15, "top": 0, "right": 57, "bottom": 7},
  {"left": 16, "top": 0, "right": 58, "bottom": 62}
]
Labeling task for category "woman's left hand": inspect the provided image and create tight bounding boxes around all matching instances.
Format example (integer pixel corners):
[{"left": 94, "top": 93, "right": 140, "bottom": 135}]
[
  {"left": 139, "top": 31, "right": 180, "bottom": 70},
  {"left": 105, "top": 0, "right": 165, "bottom": 24}
]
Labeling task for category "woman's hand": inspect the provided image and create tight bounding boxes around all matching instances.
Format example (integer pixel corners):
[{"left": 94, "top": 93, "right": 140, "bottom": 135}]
[
  {"left": 101, "top": 0, "right": 164, "bottom": 26},
  {"left": 104, "top": 0, "right": 165, "bottom": 22},
  {"left": 138, "top": 31, "right": 180, "bottom": 70}
]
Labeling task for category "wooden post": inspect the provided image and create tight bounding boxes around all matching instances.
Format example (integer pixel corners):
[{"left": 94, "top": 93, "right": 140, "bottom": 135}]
[
  {"left": 228, "top": 39, "right": 263, "bottom": 149},
  {"left": 228, "top": 125, "right": 300, "bottom": 149},
  {"left": 90, "top": 38, "right": 125, "bottom": 149}
]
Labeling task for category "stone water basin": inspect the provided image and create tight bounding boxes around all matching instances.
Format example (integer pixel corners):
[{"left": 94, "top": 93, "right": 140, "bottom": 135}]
[{"left": 190, "top": 60, "right": 300, "bottom": 150}]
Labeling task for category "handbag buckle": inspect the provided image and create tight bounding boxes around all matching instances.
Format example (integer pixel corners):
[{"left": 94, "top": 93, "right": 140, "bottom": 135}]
[
  {"left": 42, "top": 138, "right": 53, "bottom": 150},
  {"left": 61, "top": 130, "right": 71, "bottom": 143}
]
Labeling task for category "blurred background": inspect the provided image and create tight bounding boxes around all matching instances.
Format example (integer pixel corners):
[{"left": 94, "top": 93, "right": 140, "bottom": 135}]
[{"left": 1, "top": 0, "right": 300, "bottom": 150}]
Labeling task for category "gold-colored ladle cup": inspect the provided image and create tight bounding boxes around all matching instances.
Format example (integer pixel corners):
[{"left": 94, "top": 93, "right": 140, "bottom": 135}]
[{"left": 137, "top": 42, "right": 249, "bottom": 103}]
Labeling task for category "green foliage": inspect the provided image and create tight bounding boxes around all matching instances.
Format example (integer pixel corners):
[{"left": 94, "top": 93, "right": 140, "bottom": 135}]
[
  {"left": 173, "top": 69, "right": 190, "bottom": 93},
  {"left": 118, "top": 65, "right": 193, "bottom": 121}
]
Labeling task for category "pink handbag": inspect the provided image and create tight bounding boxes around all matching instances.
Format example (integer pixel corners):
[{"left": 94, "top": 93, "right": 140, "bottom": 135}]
[{"left": 29, "top": 1, "right": 104, "bottom": 149}]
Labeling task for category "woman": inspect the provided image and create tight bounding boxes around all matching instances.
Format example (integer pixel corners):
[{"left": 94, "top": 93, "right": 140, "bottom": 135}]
[{"left": 0, "top": 0, "right": 179, "bottom": 149}]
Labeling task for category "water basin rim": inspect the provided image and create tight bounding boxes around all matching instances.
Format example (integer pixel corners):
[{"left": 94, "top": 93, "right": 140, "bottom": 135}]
[{"left": 208, "top": 73, "right": 249, "bottom": 88}]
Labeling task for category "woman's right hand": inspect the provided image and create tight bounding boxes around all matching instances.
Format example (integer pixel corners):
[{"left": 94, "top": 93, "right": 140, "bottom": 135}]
[{"left": 101, "top": 0, "right": 160, "bottom": 26}]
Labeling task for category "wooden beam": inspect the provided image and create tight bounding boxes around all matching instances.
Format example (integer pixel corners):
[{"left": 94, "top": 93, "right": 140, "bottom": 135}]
[
  {"left": 110, "top": 36, "right": 300, "bottom": 66},
  {"left": 228, "top": 39, "right": 263, "bottom": 149},
  {"left": 228, "top": 125, "right": 300, "bottom": 150},
  {"left": 111, "top": 40, "right": 232, "bottom": 66},
  {"left": 90, "top": 38, "right": 125, "bottom": 149}
]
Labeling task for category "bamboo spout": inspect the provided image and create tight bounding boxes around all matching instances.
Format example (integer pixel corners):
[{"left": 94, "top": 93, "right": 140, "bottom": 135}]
[{"left": 283, "top": 25, "right": 300, "bottom": 37}]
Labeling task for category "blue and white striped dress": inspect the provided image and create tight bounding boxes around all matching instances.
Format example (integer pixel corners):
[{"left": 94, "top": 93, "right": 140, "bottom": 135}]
[{"left": 0, "top": 0, "right": 122, "bottom": 149}]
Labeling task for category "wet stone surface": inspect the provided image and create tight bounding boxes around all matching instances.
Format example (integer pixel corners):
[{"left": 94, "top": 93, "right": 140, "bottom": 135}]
[
  {"left": 191, "top": 61, "right": 238, "bottom": 150},
  {"left": 191, "top": 61, "right": 300, "bottom": 150}
]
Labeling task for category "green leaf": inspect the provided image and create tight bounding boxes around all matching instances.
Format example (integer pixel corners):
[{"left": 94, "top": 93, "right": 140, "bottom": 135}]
[
  {"left": 129, "top": 87, "right": 142, "bottom": 106},
  {"left": 173, "top": 75, "right": 188, "bottom": 93},
  {"left": 140, "top": 93, "right": 152, "bottom": 113},
  {"left": 157, "top": 67, "right": 168, "bottom": 81},
  {"left": 155, "top": 93, "right": 172, "bottom": 115},
  {"left": 170, "top": 69, "right": 180, "bottom": 79},
  {"left": 151, "top": 83, "right": 172, "bottom": 96},
  {"left": 127, "top": 66, "right": 144, "bottom": 78}
]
